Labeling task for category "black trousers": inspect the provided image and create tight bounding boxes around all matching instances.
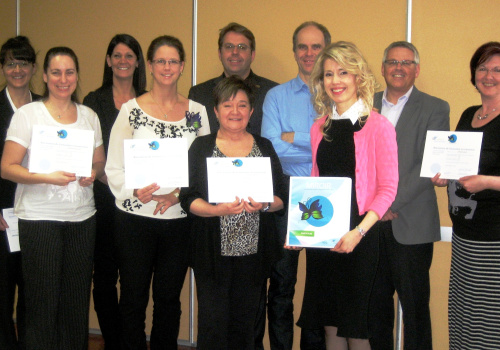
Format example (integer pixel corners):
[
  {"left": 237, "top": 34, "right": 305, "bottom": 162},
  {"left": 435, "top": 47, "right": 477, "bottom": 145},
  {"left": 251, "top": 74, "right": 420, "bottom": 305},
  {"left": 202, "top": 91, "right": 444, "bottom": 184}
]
[
  {"left": 255, "top": 173, "right": 325, "bottom": 350},
  {"left": 369, "top": 221, "right": 434, "bottom": 350},
  {"left": 115, "top": 210, "right": 190, "bottom": 350},
  {"left": 19, "top": 217, "right": 96, "bottom": 350},
  {"left": 92, "top": 190, "right": 121, "bottom": 350},
  {"left": 195, "top": 254, "right": 264, "bottom": 350},
  {"left": 0, "top": 230, "right": 25, "bottom": 350}
]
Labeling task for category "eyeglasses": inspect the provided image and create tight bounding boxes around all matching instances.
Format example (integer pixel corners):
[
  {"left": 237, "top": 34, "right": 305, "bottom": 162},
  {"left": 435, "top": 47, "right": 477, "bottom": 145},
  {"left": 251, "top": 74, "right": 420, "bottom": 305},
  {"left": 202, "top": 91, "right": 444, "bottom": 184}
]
[
  {"left": 384, "top": 60, "right": 417, "bottom": 67},
  {"left": 4, "top": 60, "right": 31, "bottom": 70},
  {"left": 476, "top": 66, "right": 500, "bottom": 76},
  {"left": 222, "top": 43, "right": 250, "bottom": 52},
  {"left": 151, "top": 59, "right": 181, "bottom": 67}
]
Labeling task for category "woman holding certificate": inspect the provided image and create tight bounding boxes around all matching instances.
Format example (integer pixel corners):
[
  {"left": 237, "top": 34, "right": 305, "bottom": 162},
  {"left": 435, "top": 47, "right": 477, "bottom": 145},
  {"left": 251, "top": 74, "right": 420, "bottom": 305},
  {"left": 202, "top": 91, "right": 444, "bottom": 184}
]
[
  {"left": 0, "top": 35, "right": 39, "bottom": 350},
  {"left": 297, "top": 42, "right": 398, "bottom": 350},
  {"left": 105, "top": 35, "right": 209, "bottom": 349},
  {"left": 1, "top": 47, "right": 105, "bottom": 349},
  {"left": 180, "top": 76, "right": 286, "bottom": 349},
  {"left": 433, "top": 42, "right": 500, "bottom": 349},
  {"left": 83, "top": 33, "right": 146, "bottom": 349}
]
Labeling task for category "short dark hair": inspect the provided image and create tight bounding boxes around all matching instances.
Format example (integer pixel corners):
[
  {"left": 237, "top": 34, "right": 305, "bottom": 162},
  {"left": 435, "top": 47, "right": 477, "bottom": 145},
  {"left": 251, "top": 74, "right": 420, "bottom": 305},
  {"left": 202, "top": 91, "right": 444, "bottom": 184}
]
[
  {"left": 292, "top": 21, "right": 331, "bottom": 52},
  {"left": 470, "top": 41, "right": 500, "bottom": 86},
  {"left": 213, "top": 75, "right": 255, "bottom": 109},
  {"left": 42, "top": 47, "right": 80, "bottom": 103},
  {"left": 218, "top": 22, "right": 255, "bottom": 52},
  {"left": 147, "top": 35, "right": 185, "bottom": 62},
  {"left": 382, "top": 41, "right": 420, "bottom": 64},
  {"left": 102, "top": 34, "right": 146, "bottom": 93},
  {"left": 0, "top": 35, "right": 36, "bottom": 66}
]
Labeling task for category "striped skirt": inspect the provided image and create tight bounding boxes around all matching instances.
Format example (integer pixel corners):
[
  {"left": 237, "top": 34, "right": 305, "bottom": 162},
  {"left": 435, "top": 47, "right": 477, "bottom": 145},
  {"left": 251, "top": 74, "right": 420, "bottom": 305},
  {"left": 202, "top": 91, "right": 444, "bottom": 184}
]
[{"left": 449, "top": 233, "right": 500, "bottom": 350}]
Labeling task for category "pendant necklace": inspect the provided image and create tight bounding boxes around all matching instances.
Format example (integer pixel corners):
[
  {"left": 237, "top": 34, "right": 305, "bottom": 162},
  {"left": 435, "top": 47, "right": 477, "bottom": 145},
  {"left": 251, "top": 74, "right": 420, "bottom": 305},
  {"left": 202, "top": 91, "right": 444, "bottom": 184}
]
[
  {"left": 150, "top": 90, "right": 177, "bottom": 120},
  {"left": 476, "top": 107, "right": 497, "bottom": 120}
]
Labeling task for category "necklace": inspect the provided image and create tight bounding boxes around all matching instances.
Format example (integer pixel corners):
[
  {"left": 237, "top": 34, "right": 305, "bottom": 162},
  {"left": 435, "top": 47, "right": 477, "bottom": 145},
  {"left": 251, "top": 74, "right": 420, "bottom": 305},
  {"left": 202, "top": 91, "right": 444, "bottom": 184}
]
[
  {"left": 150, "top": 90, "right": 177, "bottom": 120},
  {"left": 476, "top": 107, "right": 498, "bottom": 120},
  {"left": 46, "top": 101, "right": 73, "bottom": 119}
]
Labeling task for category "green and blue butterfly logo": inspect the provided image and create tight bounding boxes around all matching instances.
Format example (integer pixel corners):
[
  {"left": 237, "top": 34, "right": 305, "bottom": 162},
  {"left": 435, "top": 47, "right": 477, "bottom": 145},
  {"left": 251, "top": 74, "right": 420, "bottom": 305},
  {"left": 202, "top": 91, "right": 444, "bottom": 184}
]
[
  {"left": 57, "top": 130, "right": 68, "bottom": 139},
  {"left": 298, "top": 196, "right": 333, "bottom": 227},
  {"left": 149, "top": 141, "right": 159, "bottom": 150}
]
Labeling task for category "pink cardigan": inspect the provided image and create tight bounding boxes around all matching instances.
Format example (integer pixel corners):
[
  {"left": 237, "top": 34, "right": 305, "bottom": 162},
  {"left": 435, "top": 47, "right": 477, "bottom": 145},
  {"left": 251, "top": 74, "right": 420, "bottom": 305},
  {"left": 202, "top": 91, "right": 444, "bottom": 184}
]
[{"left": 310, "top": 111, "right": 399, "bottom": 219}]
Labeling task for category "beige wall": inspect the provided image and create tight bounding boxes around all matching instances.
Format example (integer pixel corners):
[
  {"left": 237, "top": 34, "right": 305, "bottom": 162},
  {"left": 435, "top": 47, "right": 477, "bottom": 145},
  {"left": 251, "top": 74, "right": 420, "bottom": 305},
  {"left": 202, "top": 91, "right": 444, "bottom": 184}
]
[{"left": 2, "top": 0, "right": 499, "bottom": 348}]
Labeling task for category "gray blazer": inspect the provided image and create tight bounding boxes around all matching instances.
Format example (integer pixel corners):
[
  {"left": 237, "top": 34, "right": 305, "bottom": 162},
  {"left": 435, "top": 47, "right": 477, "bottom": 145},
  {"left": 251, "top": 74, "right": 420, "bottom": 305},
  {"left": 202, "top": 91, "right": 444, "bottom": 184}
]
[{"left": 374, "top": 87, "right": 450, "bottom": 244}]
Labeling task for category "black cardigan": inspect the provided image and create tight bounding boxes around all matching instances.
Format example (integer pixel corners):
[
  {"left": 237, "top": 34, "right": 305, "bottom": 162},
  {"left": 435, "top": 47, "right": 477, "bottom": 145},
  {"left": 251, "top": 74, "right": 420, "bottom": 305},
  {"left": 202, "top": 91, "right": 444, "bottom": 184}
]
[
  {"left": 180, "top": 133, "right": 287, "bottom": 283},
  {"left": 0, "top": 88, "right": 41, "bottom": 210}
]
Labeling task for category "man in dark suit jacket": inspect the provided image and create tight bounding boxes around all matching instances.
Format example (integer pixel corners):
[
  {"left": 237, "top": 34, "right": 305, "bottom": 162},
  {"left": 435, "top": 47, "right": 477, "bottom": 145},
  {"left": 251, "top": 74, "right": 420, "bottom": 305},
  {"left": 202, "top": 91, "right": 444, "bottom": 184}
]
[
  {"left": 369, "top": 41, "right": 450, "bottom": 350},
  {"left": 188, "top": 22, "right": 277, "bottom": 135}
]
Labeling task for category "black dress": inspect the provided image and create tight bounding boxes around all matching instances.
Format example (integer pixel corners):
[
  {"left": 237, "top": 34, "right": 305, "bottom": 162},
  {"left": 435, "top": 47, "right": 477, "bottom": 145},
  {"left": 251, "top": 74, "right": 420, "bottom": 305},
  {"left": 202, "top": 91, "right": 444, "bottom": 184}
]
[{"left": 297, "top": 119, "right": 379, "bottom": 339}]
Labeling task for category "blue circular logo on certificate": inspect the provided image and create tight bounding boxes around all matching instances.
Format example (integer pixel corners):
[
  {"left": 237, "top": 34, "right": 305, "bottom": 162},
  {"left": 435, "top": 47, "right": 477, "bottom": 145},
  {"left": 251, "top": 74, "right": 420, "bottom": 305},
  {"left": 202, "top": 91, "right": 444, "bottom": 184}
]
[
  {"left": 232, "top": 159, "right": 243, "bottom": 167},
  {"left": 448, "top": 134, "right": 457, "bottom": 143},
  {"left": 57, "top": 130, "right": 67, "bottom": 139},
  {"left": 149, "top": 141, "right": 159, "bottom": 150},
  {"left": 298, "top": 196, "right": 333, "bottom": 227}
]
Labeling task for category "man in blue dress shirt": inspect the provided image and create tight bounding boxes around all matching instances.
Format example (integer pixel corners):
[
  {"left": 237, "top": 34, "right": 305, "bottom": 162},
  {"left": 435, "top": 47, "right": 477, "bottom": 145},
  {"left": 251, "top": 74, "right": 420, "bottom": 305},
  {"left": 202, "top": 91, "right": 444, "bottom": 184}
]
[{"left": 261, "top": 21, "right": 331, "bottom": 350}]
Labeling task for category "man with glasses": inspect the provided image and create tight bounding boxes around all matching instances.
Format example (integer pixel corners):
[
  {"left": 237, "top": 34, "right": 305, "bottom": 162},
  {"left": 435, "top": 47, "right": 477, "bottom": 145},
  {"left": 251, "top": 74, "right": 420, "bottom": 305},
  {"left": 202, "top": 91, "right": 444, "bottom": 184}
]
[
  {"left": 261, "top": 21, "right": 331, "bottom": 350},
  {"left": 188, "top": 22, "right": 277, "bottom": 134},
  {"left": 369, "top": 41, "right": 450, "bottom": 350}
]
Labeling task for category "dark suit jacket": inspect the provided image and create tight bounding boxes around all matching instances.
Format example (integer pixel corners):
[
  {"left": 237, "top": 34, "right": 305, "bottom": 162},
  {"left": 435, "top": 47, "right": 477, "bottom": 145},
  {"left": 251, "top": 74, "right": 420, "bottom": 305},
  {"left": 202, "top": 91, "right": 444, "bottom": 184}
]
[
  {"left": 188, "top": 70, "right": 278, "bottom": 135},
  {"left": 0, "top": 88, "right": 41, "bottom": 209},
  {"left": 374, "top": 87, "right": 450, "bottom": 244}
]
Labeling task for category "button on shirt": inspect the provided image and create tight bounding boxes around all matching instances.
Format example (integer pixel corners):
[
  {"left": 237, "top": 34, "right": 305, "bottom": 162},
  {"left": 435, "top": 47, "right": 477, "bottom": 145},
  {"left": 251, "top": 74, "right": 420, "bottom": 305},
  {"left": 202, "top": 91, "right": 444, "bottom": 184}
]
[
  {"left": 380, "top": 86, "right": 413, "bottom": 126},
  {"left": 261, "top": 75, "right": 317, "bottom": 176}
]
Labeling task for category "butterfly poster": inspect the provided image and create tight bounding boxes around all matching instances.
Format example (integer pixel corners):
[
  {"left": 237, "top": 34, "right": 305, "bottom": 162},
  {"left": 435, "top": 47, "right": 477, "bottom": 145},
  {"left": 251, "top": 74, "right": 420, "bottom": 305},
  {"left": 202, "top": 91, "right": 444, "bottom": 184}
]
[
  {"left": 286, "top": 176, "right": 351, "bottom": 248},
  {"left": 123, "top": 138, "right": 188, "bottom": 189}
]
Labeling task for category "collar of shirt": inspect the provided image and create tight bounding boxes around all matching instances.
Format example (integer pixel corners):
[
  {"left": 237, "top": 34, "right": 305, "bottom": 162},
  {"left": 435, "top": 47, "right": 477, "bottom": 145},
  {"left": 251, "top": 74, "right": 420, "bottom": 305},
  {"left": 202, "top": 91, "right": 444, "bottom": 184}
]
[
  {"left": 330, "top": 98, "right": 366, "bottom": 125},
  {"left": 381, "top": 86, "right": 413, "bottom": 126},
  {"left": 291, "top": 74, "right": 310, "bottom": 94},
  {"left": 6, "top": 86, "right": 32, "bottom": 113}
]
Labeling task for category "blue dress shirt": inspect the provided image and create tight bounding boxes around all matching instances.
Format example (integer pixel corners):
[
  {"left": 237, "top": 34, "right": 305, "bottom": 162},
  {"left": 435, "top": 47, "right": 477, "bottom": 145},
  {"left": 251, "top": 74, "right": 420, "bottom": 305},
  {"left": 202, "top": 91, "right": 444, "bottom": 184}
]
[{"left": 261, "top": 75, "right": 316, "bottom": 177}]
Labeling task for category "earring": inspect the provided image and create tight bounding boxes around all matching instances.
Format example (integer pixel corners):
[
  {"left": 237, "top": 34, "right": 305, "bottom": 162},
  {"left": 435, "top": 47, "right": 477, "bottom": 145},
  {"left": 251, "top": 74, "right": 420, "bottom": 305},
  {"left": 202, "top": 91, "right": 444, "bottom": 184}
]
[
  {"left": 150, "top": 72, "right": 153, "bottom": 76},
  {"left": 180, "top": 71, "right": 183, "bottom": 76}
]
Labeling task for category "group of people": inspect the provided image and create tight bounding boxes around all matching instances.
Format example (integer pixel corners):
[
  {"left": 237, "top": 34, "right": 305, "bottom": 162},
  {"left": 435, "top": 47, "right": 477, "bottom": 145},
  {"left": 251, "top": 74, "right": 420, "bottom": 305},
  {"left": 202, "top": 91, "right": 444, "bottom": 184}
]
[{"left": 0, "top": 20, "right": 498, "bottom": 350}]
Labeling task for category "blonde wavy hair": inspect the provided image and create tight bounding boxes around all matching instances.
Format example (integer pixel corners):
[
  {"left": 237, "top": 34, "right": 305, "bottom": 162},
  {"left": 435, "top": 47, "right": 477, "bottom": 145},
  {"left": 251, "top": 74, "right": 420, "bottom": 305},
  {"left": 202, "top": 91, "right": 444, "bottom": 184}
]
[{"left": 309, "top": 41, "right": 378, "bottom": 137}]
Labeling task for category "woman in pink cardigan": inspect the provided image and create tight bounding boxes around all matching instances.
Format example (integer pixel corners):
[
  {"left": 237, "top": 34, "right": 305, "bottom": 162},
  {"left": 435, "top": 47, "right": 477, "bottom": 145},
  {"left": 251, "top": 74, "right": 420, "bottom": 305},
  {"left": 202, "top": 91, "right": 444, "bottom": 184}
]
[{"left": 296, "top": 42, "right": 398, "bottom": 350}]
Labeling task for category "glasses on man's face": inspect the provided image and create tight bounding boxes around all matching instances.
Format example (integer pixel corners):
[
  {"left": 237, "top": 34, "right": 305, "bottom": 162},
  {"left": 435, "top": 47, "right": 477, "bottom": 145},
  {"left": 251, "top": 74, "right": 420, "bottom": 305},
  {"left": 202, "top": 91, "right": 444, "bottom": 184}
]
[
  {"left": 222, "top": 43, "right": 250, "bottom": 52},
  {"left": 384, "top": 60, "right": 416, "bottom": 67},
  {"left": 476, "top": 66, "right": 500, "bottom": 76},
  {"left": 151, "top": 59, "right": 181, "bottom": 67},
  {"left": 5, "top": 60, "right": 31, "bottom": 70}
]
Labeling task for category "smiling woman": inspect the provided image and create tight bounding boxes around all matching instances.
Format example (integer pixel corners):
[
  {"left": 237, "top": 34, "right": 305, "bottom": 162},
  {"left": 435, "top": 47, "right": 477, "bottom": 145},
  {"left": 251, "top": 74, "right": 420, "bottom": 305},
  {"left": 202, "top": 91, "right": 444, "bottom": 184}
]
[
  {"left": 298, "top": 41, "right": 398, "bottom": 350},
  {"left": 0, "top": 35, "right": 40, "bottom": 350},
  {"left": 180, "top": 76, "right": 286, "bottom": 349},
  {"left": 0, "top": 46, "right": 105, "bottom": 349},
  {"left": 105, "top": 35, "right": 210, "bottom": 349}
]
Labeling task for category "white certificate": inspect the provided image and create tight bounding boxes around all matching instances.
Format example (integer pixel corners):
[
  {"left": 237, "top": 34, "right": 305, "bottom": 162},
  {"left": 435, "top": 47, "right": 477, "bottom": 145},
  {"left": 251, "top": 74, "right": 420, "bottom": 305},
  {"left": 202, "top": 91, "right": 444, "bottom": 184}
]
[
  {"left": 2, "top": 209, "right": 20, "bottom": 252},
  {"left": 29, "top": 125, "right": 94, "bottom": 177},
  {"left": 420, "top": 131, "right": 483, "bottom": 180},
  {"left": 207, "top": 157, "right": 273, "bottom": 203},
  {"left": 124, "top": 138, "right": 188, "bottom": 189},
  {"left": 286, "top": 177, "right": 351, "bottom": 248}
]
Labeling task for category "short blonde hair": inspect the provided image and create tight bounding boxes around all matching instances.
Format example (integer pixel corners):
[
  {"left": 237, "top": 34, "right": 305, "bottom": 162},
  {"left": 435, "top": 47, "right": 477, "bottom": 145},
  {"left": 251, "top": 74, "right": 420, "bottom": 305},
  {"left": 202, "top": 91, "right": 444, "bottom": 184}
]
[{"left": 310, "top": 41, "right": 377, "bottom": 125}]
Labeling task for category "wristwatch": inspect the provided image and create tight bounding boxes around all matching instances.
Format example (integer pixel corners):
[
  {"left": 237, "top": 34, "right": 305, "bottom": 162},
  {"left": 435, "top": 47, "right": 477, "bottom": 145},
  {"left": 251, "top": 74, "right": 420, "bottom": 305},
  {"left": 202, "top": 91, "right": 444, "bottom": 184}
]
[{"left": 261, "top": 202, "right": 271, "bottom": 212}]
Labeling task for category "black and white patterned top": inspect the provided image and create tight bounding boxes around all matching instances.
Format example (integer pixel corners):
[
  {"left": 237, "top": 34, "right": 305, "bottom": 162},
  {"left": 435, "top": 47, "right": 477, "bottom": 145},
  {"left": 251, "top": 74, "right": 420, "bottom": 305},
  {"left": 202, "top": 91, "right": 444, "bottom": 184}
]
[
  {"left": 214, "top": 141, "right": 261, "bottom": 256},
  {"left": 106, "top": 98, "right": 210, "bottom": 219}
]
